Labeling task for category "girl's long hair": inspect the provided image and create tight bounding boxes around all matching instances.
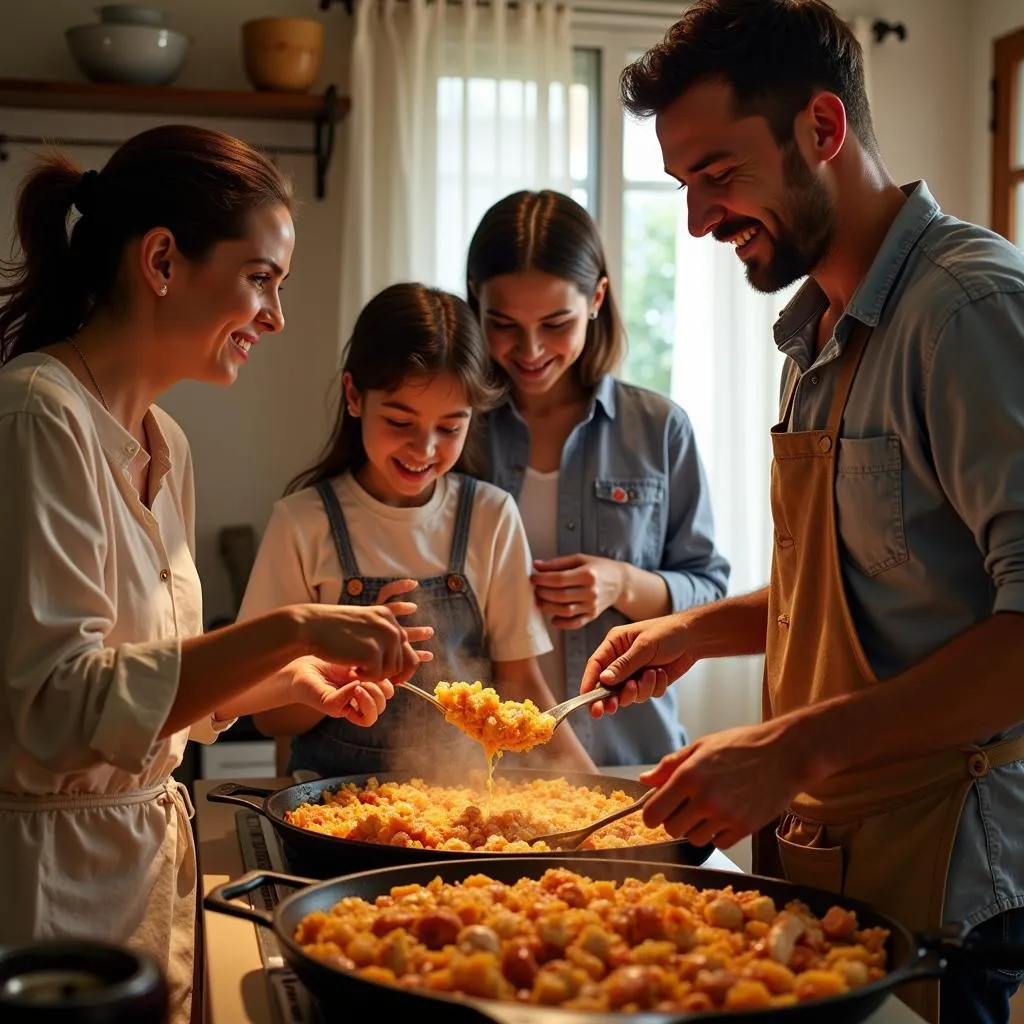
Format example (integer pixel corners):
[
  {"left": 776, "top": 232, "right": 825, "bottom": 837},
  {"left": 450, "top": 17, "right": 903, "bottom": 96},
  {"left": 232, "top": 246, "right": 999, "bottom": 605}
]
[
  {"left": 286, "top": 283, "right": 504, "bottom": 494},
  {"left": 466, "top": 189, "right": 626, "bottom": 386}
]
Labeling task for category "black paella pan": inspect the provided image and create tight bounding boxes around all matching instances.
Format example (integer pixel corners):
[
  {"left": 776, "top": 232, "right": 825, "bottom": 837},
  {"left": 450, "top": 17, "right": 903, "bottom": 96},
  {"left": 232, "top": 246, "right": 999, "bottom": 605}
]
[
  {"left": 206, "top": 767, "right": 714, "bottom": 877},
  {"left": 205, "top": 855, "right": 1024, "bottom": 1024}
]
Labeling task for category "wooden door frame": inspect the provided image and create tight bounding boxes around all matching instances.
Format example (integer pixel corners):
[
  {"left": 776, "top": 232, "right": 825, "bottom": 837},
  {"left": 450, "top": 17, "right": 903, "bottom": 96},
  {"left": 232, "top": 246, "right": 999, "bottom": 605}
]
[{"left": 992, "top": 27, "right": 1024, "bottom": 240}]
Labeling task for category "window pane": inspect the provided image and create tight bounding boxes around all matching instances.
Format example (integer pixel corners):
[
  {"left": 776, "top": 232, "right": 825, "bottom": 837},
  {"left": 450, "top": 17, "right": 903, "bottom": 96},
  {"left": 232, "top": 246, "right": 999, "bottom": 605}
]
[
  {"left": 623, "top": 111, "right": 670, "bottom": 184},
  {"left": 619, "top": 189, "right": 682, "bottom": 394},
  {"left": 1015, "top": 179, "right": 1024, "bottom": 248},
  {"left": 571, "top": 48, "right": 600, "bottom": 216},
  {"left": 1016, "top": 60, "right": 1024, "bottom": 168}
]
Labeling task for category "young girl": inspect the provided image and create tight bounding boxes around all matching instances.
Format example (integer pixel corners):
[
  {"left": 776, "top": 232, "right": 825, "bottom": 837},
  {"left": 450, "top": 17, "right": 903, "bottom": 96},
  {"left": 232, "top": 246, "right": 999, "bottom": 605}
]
[
  {"left": 467, "top": 190, "right": 731, "bottom": 767},
  {"left": 241, "top": 283, "right": 596, "bottom": 777}
]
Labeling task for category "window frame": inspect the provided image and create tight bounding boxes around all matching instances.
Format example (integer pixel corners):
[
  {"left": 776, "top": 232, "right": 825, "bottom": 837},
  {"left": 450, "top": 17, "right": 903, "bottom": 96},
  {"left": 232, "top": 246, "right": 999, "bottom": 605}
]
[
  {"left": 571, "top": 20, "right": 677, "bottom": 290},
  {"left": 992, "top": 27, "right": 1024, "bottom": 243}
]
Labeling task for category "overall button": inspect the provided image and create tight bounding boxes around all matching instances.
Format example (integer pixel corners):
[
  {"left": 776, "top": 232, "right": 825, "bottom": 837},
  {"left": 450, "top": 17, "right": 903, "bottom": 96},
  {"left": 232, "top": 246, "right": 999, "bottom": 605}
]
[
  {"left": 159, "top": 569, "right": 170, "bottom": 581},
  {"left": 967, "top": 752, "right": 989, "bottom": 778},
  {"left": 447, "top": 574, "right": 465, "bottom": 592},
  {"left": 346, "top": 578, "right": 365, "bottom": 597},
  {"left": 818, "top": 436, "right": 832, "bottom": 453},
  {"left": 566, "top": 521, "right": 576, "bottom": 531}
]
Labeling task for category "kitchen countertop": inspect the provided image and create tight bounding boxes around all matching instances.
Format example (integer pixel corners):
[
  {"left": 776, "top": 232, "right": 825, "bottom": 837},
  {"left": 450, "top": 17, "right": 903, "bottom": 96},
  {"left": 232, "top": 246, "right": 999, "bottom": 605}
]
[{"left": 196, "top": 774, "right": 927, "bottom": 1024}]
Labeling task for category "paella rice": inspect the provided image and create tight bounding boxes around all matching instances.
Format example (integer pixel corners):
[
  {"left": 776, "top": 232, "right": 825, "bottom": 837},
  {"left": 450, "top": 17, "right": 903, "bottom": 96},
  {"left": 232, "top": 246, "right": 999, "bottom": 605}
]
[
  {"left": 284, "top": 775, "right": 671, "bottom": 852},
  {"left": 294, "top": 866, "right": 890, "bottom": 1012},
  {"left": 433, "top": 681, "right": 556, "bottom": 776}
]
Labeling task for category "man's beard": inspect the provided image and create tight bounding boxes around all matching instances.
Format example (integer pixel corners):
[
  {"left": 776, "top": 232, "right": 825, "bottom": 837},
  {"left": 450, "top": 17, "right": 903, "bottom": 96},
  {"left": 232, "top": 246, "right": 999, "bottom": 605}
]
[{"left": 745, "top": 144, "right": 834, "bottom": 294}]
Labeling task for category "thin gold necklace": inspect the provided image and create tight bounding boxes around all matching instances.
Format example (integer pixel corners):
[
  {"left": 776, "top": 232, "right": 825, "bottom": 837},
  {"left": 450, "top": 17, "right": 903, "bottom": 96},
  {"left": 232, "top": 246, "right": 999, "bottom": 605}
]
[{"left": 66, "top": 337, "right": 110, "bottom": 412}]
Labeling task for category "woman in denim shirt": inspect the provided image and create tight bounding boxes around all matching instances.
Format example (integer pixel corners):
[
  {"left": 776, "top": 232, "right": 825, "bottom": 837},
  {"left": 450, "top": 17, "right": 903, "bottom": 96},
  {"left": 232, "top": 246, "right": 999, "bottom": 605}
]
[{"left": 467, "top": 190, "right": 730, "bottom": 766}]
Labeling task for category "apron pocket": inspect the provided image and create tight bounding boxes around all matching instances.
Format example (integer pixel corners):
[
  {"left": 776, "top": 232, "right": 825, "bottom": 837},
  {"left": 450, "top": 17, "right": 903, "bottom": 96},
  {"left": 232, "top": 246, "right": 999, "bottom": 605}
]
[{"left": 776, "top": 824, "right": 845, "bottom": 894}]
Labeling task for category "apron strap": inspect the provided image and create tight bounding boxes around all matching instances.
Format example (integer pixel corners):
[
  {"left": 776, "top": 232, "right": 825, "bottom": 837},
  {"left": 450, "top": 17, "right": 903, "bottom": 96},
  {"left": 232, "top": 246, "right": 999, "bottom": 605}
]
[
  {"left": 448, "top": 474, "right": 477, "bottom": 575},
  {"left": 825, "top": 319, "right": 873, "bottom": 433},
  {"left": 315, "top": 479, "right": 361, "bottom": 578}
]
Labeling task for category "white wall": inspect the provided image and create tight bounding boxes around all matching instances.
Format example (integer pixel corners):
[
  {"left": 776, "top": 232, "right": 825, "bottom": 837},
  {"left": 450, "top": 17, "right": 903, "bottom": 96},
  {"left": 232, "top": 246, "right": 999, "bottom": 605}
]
[
  {"left": 832, "top": 0, "right": 974, "bottom": 219},
  {"left": 969, "top": 0, "right": 1024, "bottom": 226},
  {"left": 0, "top": 0, "right": 354, "bottom": 623}
]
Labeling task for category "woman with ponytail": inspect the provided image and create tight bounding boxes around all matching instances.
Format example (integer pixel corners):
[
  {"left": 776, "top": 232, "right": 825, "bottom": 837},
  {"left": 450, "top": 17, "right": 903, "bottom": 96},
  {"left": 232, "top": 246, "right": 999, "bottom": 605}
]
[{"left": 0, "top": 127, "right": 430, "bottom": 1022}]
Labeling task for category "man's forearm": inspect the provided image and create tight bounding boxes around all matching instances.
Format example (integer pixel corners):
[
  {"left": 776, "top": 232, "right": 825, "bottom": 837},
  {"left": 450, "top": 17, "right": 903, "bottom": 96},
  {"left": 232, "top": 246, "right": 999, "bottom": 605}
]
[
  {"left": 787, "top": 611, "right": 1024, "bottom": 780},
  {"left": 688, "top": 586, "right": 770, "bottom": 661}
]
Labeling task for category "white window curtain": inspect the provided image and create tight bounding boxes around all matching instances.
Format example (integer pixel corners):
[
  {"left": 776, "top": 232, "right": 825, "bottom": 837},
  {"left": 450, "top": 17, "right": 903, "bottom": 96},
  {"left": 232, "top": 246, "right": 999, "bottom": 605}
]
[
  {"left": 666, "top": 20, "right": 876, "bottom": 741},
  {"left": 338, "top": 0, "right": 573, "bottom": 345}
]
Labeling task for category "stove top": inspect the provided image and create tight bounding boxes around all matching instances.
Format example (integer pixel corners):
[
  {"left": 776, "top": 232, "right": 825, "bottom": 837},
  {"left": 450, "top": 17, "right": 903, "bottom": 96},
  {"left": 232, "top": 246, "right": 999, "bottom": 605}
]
[{"left": 235, "top": 809, "right": 323, "bottom": 1024}]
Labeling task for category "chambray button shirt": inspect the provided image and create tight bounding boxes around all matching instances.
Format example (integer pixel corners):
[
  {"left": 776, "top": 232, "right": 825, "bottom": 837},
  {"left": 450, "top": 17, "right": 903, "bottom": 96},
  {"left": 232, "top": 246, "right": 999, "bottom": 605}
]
[
  {"left": 483, "top": 376, "right": 730, "bottom": 766},
  {"left": 774, "top": 181, "right": 1024, "bottom": 929}
]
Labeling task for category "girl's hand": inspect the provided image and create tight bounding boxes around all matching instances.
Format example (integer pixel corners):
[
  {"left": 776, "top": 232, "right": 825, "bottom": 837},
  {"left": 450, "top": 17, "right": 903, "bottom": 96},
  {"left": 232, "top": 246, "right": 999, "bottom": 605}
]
[
  {"left": 531, "top": 555, "right": 626, "bottom": 629},
  {"left": 285, "top": 656, "right": 395, "bottom": 727},
  {"left": 374, "top": 578, "right": 419, "bottom": 605},
  {"left": 300, "top": 601, "right": 433, "bottom": 684}
]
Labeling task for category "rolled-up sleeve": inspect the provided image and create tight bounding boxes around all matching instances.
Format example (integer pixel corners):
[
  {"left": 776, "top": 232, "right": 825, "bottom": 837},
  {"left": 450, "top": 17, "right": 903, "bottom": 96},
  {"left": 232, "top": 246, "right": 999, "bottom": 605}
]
[
  {"left": 0, "top": 409, "right": 179, "bottom": 774},
  {"left": 926, "top": 291, "right": 1024, "bottom": 614},
  {"left": 657, "top": 408, "right": 731, "bottom": 610}
]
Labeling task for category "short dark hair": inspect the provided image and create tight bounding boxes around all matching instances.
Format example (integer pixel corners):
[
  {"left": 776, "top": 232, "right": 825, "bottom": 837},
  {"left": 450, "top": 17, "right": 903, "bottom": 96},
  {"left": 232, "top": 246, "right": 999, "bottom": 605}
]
[
  {"left": 0, "top": 125, "right": 293, "bottom": 363},
  {"left": 285, "top": 283, "right": 503, "bottom": 494},
  {"left": 466, "top": 190, "right": 626, "bottom": 387},
  {"left": 620, "top": 0, "right": 876, "bottom": 152}
]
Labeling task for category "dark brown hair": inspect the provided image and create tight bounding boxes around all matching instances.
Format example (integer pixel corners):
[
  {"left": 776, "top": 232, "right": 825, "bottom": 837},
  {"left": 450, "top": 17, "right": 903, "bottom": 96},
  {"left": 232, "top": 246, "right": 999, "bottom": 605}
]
[
  {"left": 0, "top": 124, "right": 293, "bottom": 363},
  {"left": 620, "top": 0, "right": 877, "bottom": 153},
  {"left": 285, "top": 283, "right": 503, "bottom": 494},
  {"left": 465, "top": 190, "right": 626, "bottom": 388}
]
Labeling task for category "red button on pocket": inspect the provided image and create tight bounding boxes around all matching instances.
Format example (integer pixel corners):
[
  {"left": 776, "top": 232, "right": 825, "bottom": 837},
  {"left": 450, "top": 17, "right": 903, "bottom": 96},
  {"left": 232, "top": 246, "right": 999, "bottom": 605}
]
[{"left": 611, "top": 486, "right": 628, "bottom": 503}]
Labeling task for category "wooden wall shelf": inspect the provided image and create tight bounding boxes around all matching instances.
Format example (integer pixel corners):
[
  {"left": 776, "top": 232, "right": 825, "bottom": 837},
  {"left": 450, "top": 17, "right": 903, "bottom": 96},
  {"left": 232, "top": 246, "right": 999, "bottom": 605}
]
[{"left": 0, "top": 78, "right": 350, "bottom": 198}]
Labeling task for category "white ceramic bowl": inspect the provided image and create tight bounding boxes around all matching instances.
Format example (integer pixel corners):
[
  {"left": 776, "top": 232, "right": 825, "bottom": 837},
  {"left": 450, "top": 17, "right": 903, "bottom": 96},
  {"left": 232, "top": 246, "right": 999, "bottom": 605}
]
[
  {"left": 97, "top": 5, "right": 167, "bottom": 26},
  {"left": 66, "top": 23, "right": 189, "bottom": 86}
]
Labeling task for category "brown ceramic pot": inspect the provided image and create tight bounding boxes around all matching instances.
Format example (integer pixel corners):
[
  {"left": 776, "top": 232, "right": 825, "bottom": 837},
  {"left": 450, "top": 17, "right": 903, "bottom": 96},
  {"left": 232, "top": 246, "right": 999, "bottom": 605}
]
[{"left": 242, "top": 17, "right": 324, "bottom": 93}]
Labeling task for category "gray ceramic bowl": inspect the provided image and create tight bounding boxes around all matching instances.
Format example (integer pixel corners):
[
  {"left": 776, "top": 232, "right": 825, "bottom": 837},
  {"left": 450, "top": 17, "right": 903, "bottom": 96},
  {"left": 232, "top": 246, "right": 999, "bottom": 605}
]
[{"left": 66, "top": 23, "right": 189, "bottom": 86}]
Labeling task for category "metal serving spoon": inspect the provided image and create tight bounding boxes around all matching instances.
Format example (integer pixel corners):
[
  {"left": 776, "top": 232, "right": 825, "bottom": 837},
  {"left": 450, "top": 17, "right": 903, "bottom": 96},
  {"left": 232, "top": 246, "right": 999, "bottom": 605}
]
[
  {"left": 526, "top": 789, "right": 655, "bottom": 850},
  {"left": 396, "top": 681, "right": 619, "bottom": 729}
]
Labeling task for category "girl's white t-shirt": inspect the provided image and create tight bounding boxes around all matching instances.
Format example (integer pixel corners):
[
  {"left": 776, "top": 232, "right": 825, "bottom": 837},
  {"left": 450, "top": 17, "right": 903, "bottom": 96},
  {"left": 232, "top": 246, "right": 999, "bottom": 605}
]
[
  {"left": 517, "top": 467, "right": 568, "bottom": 700},
  {"left": 238, "top": 472, "right": 551, "bottom": 664}
]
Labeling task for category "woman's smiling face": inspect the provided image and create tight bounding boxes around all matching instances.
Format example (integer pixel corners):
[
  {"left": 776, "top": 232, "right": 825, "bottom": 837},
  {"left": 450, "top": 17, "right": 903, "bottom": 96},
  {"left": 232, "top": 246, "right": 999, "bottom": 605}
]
[{"left": 478, "top": 268, "right": 602, "bottom": 398}]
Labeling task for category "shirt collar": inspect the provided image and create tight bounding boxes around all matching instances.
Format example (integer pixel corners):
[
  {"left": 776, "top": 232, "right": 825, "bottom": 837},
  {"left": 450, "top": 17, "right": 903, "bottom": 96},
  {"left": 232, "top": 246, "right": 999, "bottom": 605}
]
[
  {"left": 495, "top": 373, "right": 617, "bottom": 422},
  {"left": 49, "top": 356, "right": 173, "bottom": 492},
  {"left": 774, "top": 180, "right": 940, "bottom": 359},
  {"left": 592, "top": 374, "right": 617, "bottom": 420}
]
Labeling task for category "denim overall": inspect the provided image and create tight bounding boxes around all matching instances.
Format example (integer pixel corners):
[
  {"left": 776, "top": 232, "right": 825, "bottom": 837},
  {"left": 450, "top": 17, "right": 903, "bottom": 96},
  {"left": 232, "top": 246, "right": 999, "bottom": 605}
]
[{"left": 287, "top": 475, "right": 488, "bottom": 777}]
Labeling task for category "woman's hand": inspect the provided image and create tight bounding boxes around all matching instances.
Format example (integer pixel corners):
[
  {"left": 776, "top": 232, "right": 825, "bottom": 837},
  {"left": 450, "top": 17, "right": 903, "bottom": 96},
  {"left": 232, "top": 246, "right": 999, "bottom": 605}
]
[
  {"left": 531, "top": 555, "right": 625, "bottom": 629},
  {"left": 284, "top": 656, "right": 395, "bottom": 727},
  {"left": 299, "top": 601, "right": 433, "bottom": 685}
]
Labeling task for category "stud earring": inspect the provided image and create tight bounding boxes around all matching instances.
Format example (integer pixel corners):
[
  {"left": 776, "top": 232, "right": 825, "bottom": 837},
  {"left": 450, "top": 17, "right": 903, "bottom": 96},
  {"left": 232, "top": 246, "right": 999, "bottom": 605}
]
[
  {"left": 158, "top": 284, "right": 168, "bottom": 296},
  {"left": 589, "top": 308, "right": 599, "bottom": 320}
]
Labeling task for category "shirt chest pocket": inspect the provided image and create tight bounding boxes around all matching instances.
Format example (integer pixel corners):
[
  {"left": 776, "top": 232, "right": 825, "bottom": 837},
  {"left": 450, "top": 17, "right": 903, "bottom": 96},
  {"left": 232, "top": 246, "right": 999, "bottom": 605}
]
[
  {"left": 594, "top": 477, "right": 664, "bottom": 566},
  {"left": 835, "top": 435, "right": 909, "bottom": 577}
]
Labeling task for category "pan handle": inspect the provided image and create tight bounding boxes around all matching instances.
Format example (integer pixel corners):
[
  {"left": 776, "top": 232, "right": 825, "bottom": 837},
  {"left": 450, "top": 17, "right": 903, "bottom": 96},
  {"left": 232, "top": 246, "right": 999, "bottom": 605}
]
[
  {"left": 205, "top": 781, "right": 275, "bottom": 814},
  {"left": 203, "top": 870, "right": 316, "bottom": 928},
  {"left": 916, "top": 925, "right": 1024, "bottom": 974}
]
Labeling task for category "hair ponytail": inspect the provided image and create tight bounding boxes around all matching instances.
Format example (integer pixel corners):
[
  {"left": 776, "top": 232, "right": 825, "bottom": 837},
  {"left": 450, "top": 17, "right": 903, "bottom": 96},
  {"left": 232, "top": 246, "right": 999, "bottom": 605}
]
[
  {"left": 0, "top": 156, "right": 94, "bottom": 363},
  {"left": 0, "top": 125, "right": 293, "bottom": 366}
]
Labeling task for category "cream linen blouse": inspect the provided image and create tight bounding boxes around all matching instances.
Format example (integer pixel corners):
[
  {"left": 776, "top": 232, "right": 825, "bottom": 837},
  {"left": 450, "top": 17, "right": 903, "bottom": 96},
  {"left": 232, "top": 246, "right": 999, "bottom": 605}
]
[{"left": 0, "top": 352, "right": 230, "bottom": 1021}]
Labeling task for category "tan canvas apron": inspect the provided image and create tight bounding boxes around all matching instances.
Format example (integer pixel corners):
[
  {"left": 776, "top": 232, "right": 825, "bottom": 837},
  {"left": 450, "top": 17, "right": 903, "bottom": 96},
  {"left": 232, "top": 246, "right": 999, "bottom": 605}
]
[{"left": 752, "top": 322, "right": 1024, "bottom": 1023}]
